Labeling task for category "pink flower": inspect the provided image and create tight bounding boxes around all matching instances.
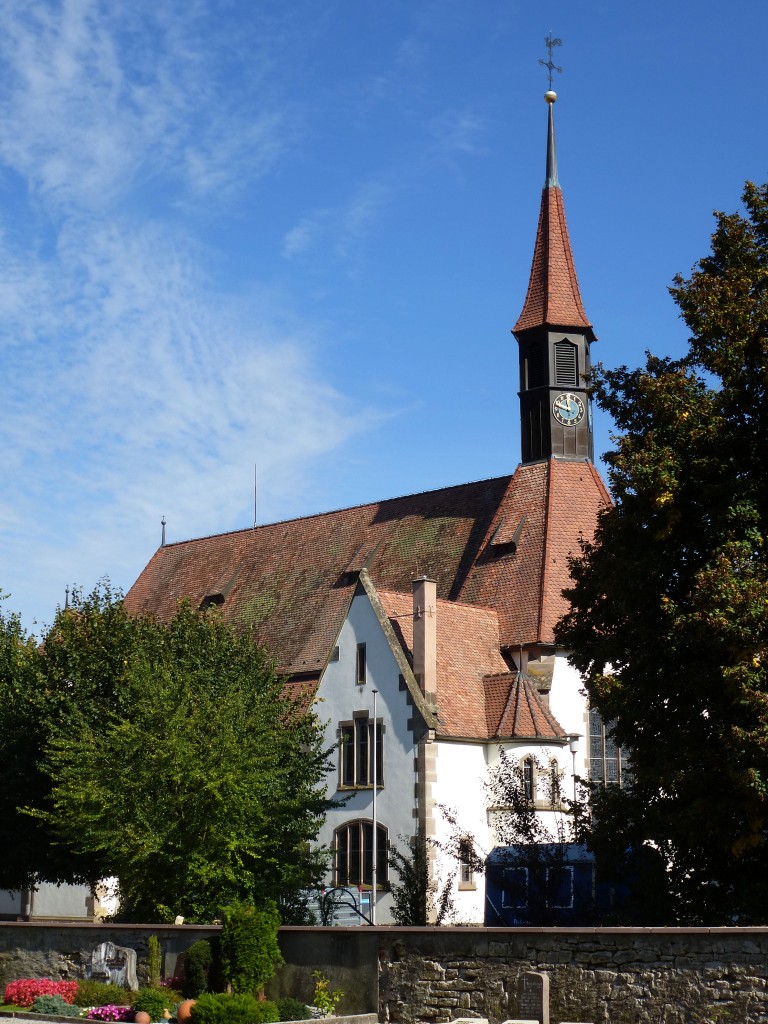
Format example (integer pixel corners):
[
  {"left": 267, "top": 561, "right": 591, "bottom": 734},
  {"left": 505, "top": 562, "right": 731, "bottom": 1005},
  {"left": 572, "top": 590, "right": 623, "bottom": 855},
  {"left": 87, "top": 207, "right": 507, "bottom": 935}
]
[{"left": 4, "top": 979, "right": 79, "bottom": 1008}]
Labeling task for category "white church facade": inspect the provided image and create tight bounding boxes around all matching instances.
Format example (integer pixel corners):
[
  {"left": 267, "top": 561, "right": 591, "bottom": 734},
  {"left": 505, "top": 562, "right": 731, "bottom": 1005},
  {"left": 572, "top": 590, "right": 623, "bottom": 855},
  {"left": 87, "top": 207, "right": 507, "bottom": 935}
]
[{"left": 125, "top": 90, "right": 613, "bottom": 925}]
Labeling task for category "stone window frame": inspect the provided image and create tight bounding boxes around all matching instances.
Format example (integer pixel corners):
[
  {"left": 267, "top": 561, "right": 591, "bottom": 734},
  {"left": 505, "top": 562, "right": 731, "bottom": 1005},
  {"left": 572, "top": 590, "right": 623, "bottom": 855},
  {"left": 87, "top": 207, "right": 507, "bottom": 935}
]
[
  {"left": 338, "top": 713, "right": 384, "bottom": 790},
  {"left": 333, "top": 819, "right": 388, "bottom": 889}
]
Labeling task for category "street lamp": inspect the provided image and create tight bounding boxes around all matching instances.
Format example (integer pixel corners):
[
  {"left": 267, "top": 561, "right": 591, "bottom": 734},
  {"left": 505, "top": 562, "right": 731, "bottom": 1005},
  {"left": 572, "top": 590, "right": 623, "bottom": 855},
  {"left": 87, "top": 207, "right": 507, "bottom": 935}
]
[
  {"left": 568, "top": 734, "right": 581, "bottom": 805},
  {"left": 371, "top": 688, "right": 378, "bottom": 925}
]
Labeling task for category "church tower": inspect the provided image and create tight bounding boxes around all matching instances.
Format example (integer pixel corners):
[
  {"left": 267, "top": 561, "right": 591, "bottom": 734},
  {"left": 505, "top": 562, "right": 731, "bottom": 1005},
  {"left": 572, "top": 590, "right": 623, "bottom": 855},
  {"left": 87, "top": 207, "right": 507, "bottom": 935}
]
[{"left": 513, "top": 91, "right": 596, "bottom": 464}]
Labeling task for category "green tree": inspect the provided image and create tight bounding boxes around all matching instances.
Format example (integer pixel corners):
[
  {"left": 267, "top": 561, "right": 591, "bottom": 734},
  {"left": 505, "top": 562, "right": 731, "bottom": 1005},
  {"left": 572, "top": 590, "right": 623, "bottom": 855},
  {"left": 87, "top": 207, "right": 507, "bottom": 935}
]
[
  {"left": 30, "top": 587, "right": 333, "bottom": 921},
  {"left": 0, "top": 598, "right": 73, "bottom": 889},
  {"left": 387, "top": 828, "right": 456, "bottom": 926},
  {"left": 556, "top": 181, "right": 768, "bottom": 923},
  {"left": 0, "top": 583, "right": 157, "bottom": 890}
]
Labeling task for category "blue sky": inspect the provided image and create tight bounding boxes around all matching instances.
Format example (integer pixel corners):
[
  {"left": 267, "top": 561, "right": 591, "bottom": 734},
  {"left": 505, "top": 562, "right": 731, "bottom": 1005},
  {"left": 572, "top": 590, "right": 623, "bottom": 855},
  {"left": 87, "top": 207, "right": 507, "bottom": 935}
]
[{"left": 1, "top": 0, "right": 767, "bottom": 633}]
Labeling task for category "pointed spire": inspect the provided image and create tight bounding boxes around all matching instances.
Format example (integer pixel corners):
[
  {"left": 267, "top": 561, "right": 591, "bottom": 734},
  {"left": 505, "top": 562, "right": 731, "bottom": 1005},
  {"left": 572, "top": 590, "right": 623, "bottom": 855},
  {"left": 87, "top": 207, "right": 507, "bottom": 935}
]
[
  {"left": 513, "top": 91, "right": 594, "bottom": 338},
  {"left": 545, "top": 92, "right": 559, "bottom": 188}
]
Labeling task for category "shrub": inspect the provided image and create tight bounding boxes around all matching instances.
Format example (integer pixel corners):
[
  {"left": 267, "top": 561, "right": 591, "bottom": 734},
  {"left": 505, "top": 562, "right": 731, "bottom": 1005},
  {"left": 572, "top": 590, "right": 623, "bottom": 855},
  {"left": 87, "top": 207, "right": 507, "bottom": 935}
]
[
  {"left": 182, "top": 940, "right": 213, "bottom": 999},
  {"left": 189, "top": 993, "right": 223, "bottom": 1024},
  {"left": 4, "top": 979, "right": 79, "bottom": 1008},
  {"left": 133, "top": 987, "right": 171, "bottom": 1021},
  {"left": 311, "top": 973, "right": 342, "bottom": 1017},
  {"left": 190, "top": 993, "right": 278, "bottom": 1024},
  {"left": 75, "top": 981, "right": 131, "bottom": 1008},
  {"left": 276, "top": 997, "right": 310, "bottom": 1021},
  {"left": 220, "top": 901, "right": 283, "bottom": 995},
  {"left": 248, "top": 998, "right": 279, "bottom": 1024},
  {"left": 148, "top": 936, "right": 162, "bottom": 990},
  {"left": 31, "top": 994, "right": 82, "bottom": 1016}
]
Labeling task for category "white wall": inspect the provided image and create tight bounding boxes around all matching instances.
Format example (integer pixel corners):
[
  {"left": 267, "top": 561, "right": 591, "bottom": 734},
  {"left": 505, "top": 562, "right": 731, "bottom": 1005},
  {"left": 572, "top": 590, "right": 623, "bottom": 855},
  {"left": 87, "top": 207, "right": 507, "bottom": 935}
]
[
  {"left": 547, "top": 652, "right": 589, "bottom": 782},
  {"left": 0, "top": 883, "right": 95, "bottom": 920},
  {"left": 431, "top": 740, "right": 489, "bottom": 923},
  {"left": 433, "top": 648, "right": 590, "bottom": 926},
  {"left": 314, "top": 591, "right": 419, "bottom": 923}
]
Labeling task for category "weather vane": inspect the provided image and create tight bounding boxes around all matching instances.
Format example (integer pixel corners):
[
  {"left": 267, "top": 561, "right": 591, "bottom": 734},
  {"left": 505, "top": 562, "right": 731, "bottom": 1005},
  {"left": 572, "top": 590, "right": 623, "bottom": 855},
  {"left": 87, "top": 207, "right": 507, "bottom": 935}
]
[{"left": 539, "top": 33, "right": 563, "bottom": 90}]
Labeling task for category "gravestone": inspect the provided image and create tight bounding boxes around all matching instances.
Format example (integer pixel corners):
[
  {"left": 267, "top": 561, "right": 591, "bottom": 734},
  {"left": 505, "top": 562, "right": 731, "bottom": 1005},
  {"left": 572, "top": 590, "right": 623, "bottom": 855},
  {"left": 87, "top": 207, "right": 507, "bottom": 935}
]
[
  {"left": 88, "top": 941, "right": 139, "bottom": 991},
  {"left": 518, "top": 971, "right": 549, "bottom": 1024}
]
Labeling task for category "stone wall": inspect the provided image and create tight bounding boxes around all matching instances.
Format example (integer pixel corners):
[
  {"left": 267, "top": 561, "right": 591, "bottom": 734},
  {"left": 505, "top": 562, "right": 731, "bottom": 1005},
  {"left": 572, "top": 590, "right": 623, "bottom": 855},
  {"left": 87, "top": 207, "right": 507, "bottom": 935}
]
[
  {"left": 0, "top": 924, "right": 219, "bottom": 994},
  {"left": 267, "top": 928, "right": 379, "bottom": 1014},
  {"left": 0, "top": 924, "right": 374, "bottom": 1017},
  {"left": 374, "top": 927, "right": 768, "bottom": 1024},
  {"left": 2, "top": 924, "right": 768, "bottom": 1024}
]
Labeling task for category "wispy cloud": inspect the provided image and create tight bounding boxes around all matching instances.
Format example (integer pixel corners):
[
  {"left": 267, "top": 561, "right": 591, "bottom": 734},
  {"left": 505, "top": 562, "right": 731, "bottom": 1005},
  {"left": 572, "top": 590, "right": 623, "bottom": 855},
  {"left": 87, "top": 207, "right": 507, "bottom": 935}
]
[
  {"left": 0, "top": 2, "right": 289, "bottom": 211},
  {"left": 282, "top": 178, "right": 394, "bottom": 263},
  {"left": 429, "top": 110, "right": 488, "bottom": 157},
  {"left": 0, "top": 0, "right": 377, "bottom": 630}
]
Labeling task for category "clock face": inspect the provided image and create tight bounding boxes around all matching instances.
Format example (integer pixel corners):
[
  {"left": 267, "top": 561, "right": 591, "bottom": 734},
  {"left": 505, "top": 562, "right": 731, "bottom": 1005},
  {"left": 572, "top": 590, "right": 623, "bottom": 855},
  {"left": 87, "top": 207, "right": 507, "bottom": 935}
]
[{"left": 553, "top": 392, "right": 585, "bottom": 426}]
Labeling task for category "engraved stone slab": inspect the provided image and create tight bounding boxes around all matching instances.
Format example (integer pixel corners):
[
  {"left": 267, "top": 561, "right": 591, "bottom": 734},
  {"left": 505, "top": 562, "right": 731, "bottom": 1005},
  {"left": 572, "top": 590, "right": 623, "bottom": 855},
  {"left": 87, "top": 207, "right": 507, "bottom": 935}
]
[
  {"left": 88, "top": 941, "right": 139, "bottom": 991},
  {"left": 519, "top": 971, "right": 549, "bottom": 1024}
]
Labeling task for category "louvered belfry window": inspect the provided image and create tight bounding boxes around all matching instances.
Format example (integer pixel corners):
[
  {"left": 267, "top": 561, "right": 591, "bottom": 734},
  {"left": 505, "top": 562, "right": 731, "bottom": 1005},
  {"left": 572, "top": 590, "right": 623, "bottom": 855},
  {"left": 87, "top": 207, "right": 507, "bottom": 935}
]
[{"left": 554, "top": 340, "right": 578, "bottom": 387}]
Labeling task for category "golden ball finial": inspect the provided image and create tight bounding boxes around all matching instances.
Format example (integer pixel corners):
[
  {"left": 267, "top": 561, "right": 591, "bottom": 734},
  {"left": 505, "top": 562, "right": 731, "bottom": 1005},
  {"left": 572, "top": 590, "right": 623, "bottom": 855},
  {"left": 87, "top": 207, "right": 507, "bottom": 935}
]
[{"left": 544, "top": 90, "right": 557, "bottom": 104}]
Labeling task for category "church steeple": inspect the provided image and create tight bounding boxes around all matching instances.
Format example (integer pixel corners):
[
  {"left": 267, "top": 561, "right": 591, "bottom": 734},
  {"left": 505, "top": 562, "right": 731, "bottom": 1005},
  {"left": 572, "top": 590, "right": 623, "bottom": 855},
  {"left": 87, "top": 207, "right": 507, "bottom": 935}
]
[{"left": 513, "top": 91, "right": 596, "bottom": 464}]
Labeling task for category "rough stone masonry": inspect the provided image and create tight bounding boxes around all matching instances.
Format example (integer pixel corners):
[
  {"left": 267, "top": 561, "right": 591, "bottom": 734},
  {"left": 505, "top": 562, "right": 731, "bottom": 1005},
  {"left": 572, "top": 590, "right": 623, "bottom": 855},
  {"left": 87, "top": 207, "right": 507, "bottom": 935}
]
[{"left": 375, "top": 928, "right": 768, "bottom": 1024}]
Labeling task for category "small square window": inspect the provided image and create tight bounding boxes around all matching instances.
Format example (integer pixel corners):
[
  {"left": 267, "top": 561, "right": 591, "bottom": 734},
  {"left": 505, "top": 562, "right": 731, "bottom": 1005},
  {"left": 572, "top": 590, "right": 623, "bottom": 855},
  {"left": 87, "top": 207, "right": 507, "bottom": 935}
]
[{"left": 459, "top": 838, "right": 476, "bottom": 890}]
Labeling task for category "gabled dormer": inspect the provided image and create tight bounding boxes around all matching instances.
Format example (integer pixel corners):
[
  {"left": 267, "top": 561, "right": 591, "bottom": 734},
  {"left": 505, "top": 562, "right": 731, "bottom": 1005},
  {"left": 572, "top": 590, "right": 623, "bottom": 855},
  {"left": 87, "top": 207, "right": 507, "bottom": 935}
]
[{"left": 513, "top": 91, "right": 596, "bottom": 464}]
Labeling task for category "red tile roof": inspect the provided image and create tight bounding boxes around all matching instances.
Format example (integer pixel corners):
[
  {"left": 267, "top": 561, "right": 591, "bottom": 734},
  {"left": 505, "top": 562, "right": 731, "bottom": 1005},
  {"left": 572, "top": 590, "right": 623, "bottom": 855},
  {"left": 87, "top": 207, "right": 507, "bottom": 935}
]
[
  {"left": 456, "top": 460, "right": 610, "bottom": 647},
  {"left": 124, "top": 462, "right": 610, "bottom": 676},
  {"left": 378, "top": 589, "right": 507, "bottom": 739},
  {"left": 125, "top": 477, "right": 512, "bottom": 675},
  {"left": 376, "top": 589, "right": 565, "bottom": 741},
  {"left": 484, "top": 672, "right": 566, "bottom": 740},
  {"left": 513, "top": 185, "right": 593, "bottom": 335}
]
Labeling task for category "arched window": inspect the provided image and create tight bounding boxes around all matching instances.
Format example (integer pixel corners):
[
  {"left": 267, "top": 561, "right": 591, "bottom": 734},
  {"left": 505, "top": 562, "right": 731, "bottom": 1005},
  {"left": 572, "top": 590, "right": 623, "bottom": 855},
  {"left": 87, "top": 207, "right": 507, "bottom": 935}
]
[
  {"left": 522, "top": 757, "right": 535, "bottom": 803},
  {"left": 334, "top": 820, "right": 388, "bottom": 887}
]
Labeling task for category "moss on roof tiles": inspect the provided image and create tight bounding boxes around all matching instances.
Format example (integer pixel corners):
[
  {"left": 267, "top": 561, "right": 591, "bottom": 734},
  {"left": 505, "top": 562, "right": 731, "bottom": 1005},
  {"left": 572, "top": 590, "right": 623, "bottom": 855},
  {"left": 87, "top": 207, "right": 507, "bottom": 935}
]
[{"left": 125, "top": 467, "right": 609, "bottom": 673}]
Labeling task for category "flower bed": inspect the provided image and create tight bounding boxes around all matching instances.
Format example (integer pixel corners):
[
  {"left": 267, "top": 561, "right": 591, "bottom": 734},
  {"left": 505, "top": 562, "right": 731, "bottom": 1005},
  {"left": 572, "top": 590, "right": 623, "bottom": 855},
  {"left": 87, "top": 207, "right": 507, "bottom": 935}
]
[
  {"left": 3, "top": 981, "right": 79, "bottom": 1009},
  {"left": 86, "top": 1006, "right": 134, "bottom": 1022}
]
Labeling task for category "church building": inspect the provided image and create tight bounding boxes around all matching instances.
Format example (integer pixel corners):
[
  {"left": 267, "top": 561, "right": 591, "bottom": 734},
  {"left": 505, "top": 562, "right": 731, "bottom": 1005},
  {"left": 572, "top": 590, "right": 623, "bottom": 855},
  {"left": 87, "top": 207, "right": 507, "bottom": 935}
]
[{"left": 125, "top": 91, "right": 613, "bottom": 924}]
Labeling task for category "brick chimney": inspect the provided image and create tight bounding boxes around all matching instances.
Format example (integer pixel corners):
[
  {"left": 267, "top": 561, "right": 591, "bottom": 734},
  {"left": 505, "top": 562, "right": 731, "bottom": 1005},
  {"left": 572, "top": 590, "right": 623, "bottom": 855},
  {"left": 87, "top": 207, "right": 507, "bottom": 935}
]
[{"left": 412, "top": 576, "right": 437, "bottom": 697}]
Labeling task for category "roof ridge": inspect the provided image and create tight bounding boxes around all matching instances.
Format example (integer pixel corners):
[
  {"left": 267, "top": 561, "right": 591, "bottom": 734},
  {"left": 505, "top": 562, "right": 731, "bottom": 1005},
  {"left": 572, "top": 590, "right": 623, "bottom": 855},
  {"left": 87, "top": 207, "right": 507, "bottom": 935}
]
[
  {"left": 378, "top": 587, "right": 501, "bottom": 620},
  {"left": 536, "top": 460, "right": 556, "bottom": 643},
  {"left": 155, "top": 473, "right": 515, "bottom": 550}
]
